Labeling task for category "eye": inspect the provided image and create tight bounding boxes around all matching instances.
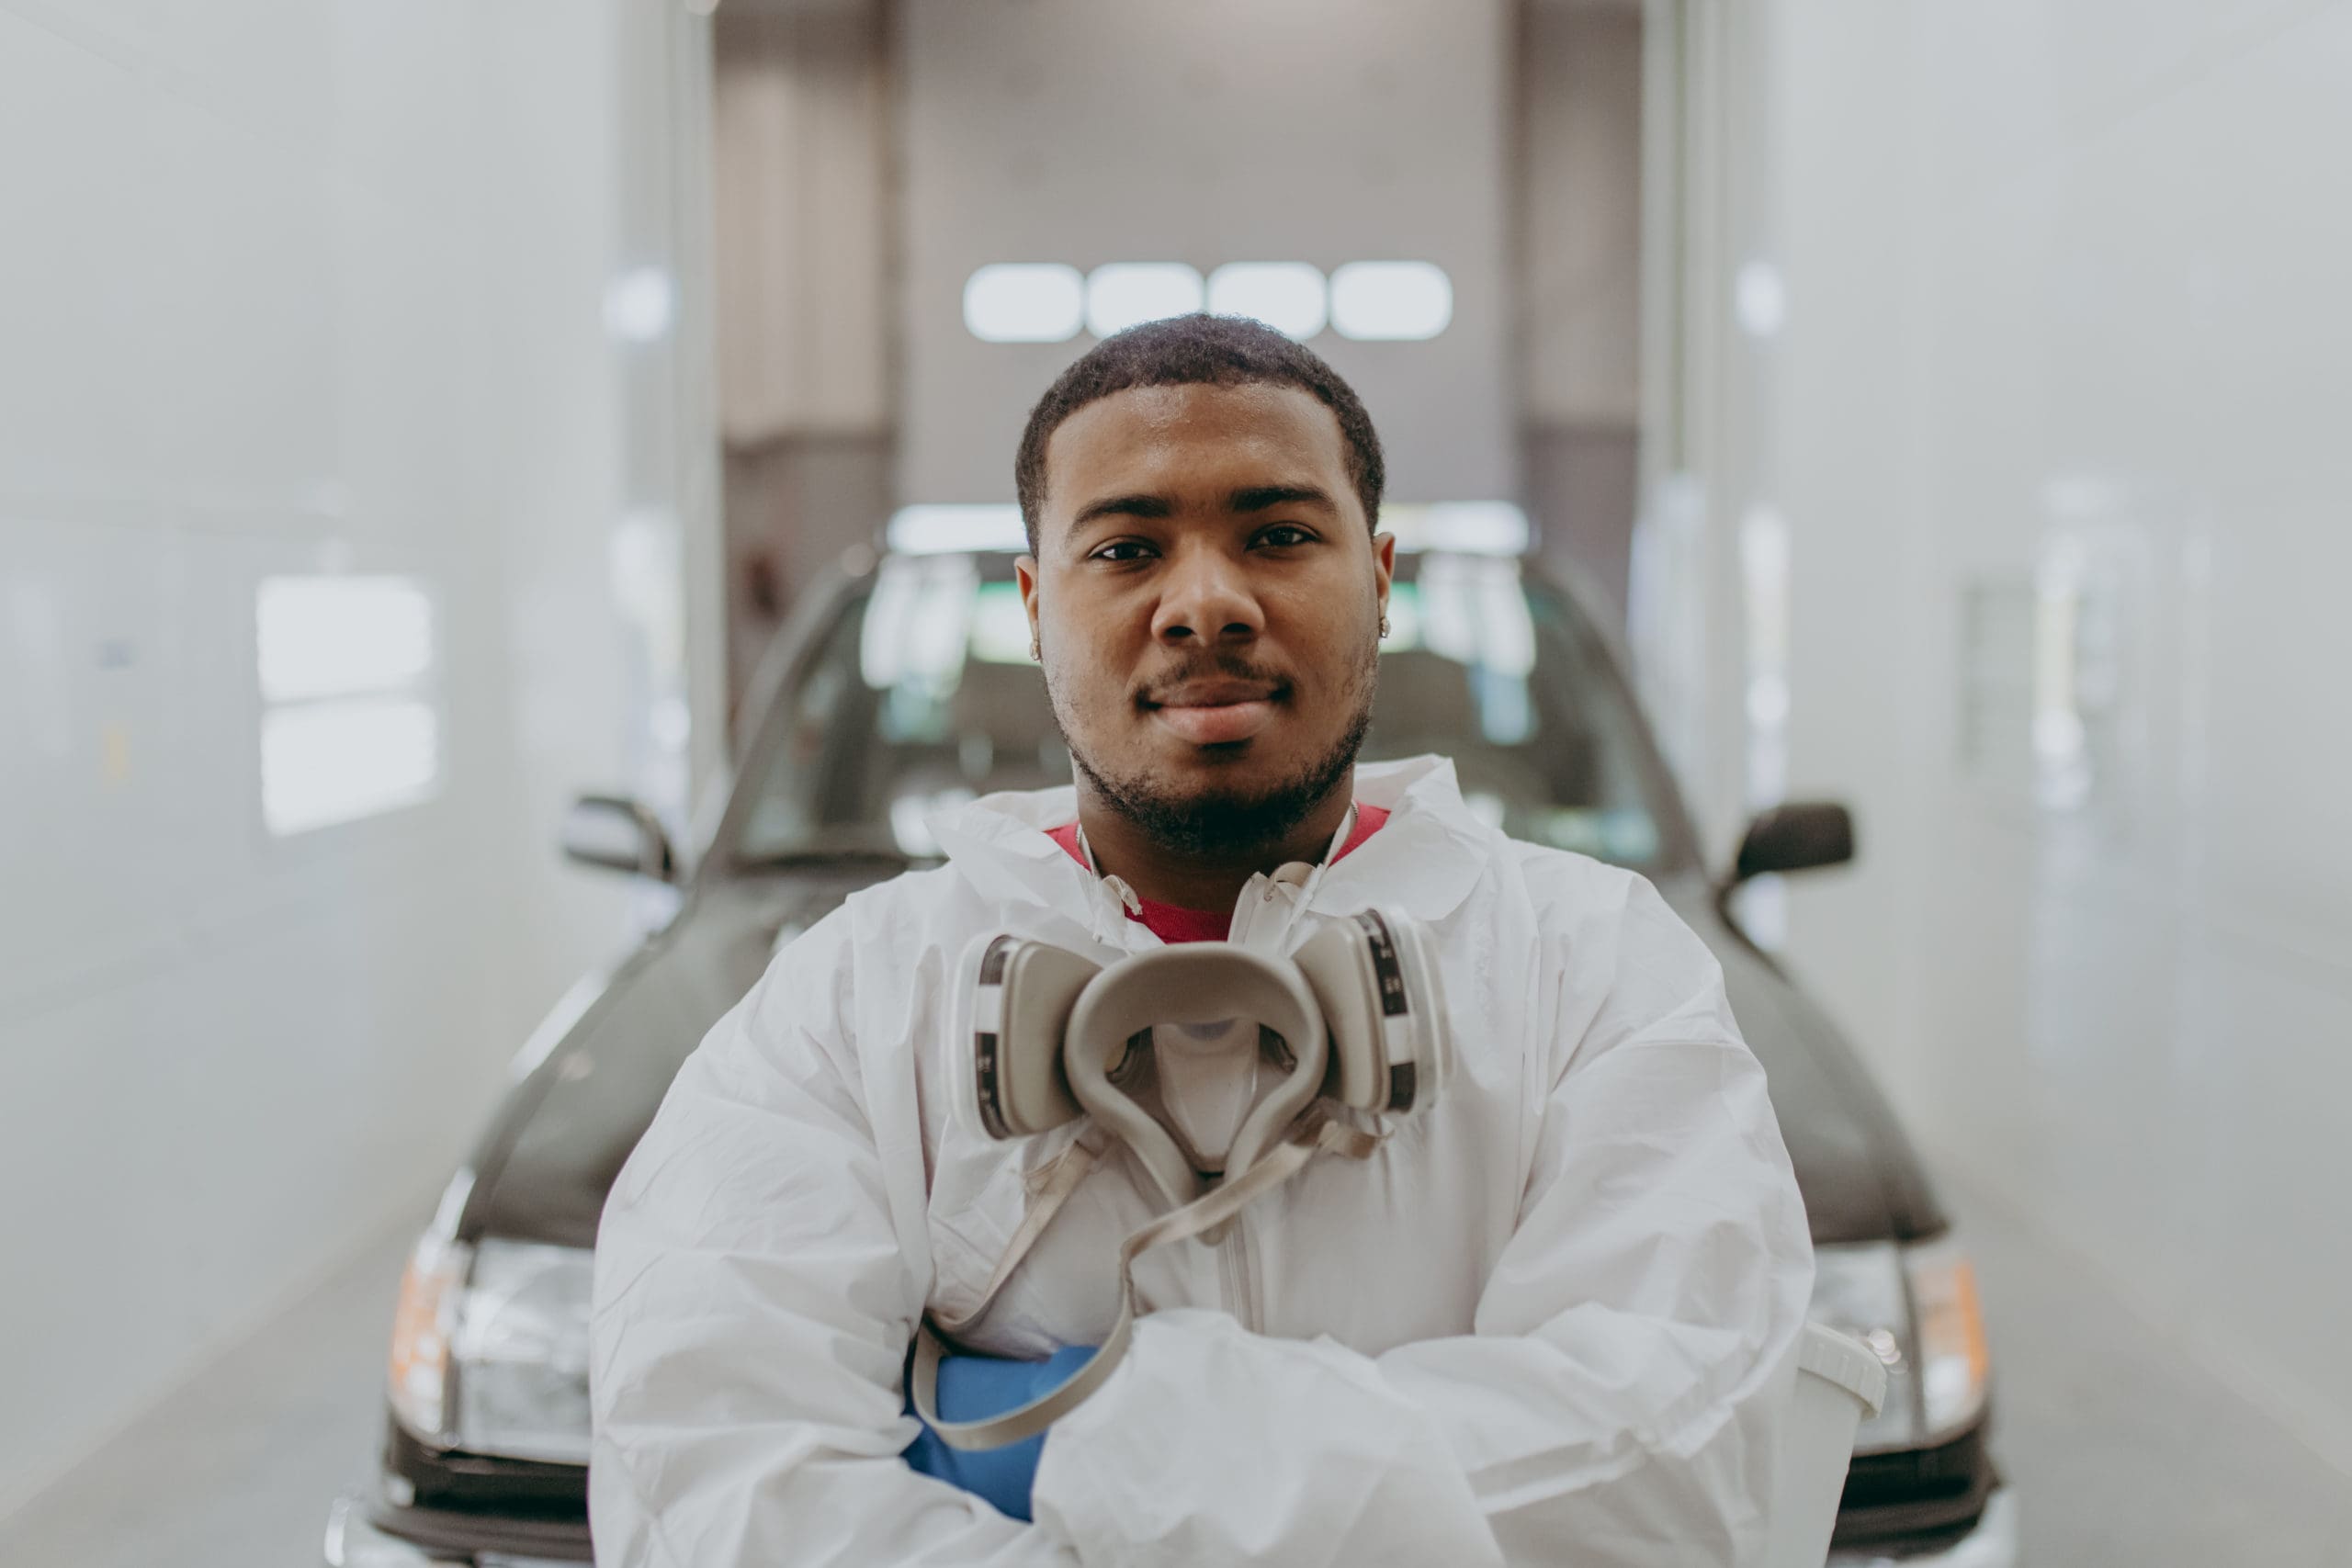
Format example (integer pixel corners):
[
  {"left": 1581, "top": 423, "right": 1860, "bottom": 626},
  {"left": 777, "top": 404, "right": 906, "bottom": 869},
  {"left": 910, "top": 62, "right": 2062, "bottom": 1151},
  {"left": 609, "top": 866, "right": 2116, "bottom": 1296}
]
[
  {"left": 1087, "top": 538, "right": 1159, "bottom": 564},
  {"left": 1254, "top": 524, "right": 1317, "bottom": 548}
]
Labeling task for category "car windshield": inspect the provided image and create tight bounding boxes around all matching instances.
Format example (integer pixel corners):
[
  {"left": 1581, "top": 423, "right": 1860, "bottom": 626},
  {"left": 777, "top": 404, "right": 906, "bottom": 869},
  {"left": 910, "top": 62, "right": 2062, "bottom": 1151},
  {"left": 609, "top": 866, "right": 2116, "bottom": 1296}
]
[{"left": 727, "top": 552, "right": 1693, "bottom": 874}]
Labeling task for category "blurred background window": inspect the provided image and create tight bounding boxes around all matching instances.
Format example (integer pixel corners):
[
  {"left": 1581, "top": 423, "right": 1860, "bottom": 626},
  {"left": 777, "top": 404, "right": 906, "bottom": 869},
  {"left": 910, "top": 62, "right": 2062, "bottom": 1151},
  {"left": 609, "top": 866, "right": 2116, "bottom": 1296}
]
[{"left": 254, "top": 576, "right": 441, "bottom": 837}]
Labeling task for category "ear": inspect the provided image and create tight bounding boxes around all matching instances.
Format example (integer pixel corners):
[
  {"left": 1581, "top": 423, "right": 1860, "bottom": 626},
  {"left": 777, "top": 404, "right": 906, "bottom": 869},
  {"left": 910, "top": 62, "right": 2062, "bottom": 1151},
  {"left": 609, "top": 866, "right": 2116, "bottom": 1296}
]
[
  {"left": 1016, "top": 554, "right": 1041, "bottom": 641},
  {"left": 1370, "top": 530, "right": 1397, "bottom": 621}
]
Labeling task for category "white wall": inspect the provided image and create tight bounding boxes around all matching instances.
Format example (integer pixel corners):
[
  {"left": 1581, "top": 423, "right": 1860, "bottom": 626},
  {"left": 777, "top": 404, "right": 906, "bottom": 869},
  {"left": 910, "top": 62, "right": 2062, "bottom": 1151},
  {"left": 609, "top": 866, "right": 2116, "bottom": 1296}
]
[
  {"left": 894, "top": 0, "right": 1517, "bottom": 507},
  {"left": 1733, "top": 0, "right": 2352, "bottom": 1477},
  {"left": 0, "top": 0, "right": 711, "bottom": 1516}
]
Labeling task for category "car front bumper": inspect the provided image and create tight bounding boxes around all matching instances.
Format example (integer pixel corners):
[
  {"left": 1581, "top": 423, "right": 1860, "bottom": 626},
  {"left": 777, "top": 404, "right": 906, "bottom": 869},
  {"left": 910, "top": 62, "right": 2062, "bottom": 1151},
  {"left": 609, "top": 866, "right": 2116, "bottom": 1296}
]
[
  {"left": 326, "top": 1486, "right": 2018, "bottom": 1568},
  {"left": 322, "top": 1494, "right": 589, "bottom": 1568},
  {"left": 1828, "top": 1488, "right": 2019, "bottom": 1567}
]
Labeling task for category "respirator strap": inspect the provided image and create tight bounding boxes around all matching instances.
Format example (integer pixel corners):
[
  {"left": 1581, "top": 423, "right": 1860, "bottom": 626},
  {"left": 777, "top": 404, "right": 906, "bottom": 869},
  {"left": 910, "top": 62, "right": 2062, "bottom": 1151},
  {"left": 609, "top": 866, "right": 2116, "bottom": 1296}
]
[
  {"left": 931, "top": 1125, "right": 1112, "bottom": 1340},
  {"left": 911, "top": 1106, "right": 1383, "bottom": 1451}
]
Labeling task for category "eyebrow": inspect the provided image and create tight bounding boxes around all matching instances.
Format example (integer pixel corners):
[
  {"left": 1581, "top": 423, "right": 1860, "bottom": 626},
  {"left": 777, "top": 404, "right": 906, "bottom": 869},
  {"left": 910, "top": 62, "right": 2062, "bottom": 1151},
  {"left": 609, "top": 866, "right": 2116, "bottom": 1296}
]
[
  {"left": 1070, "top": 492, "right": 1174, "bottom": 527},
  {"left": 1068, "top": 483, "right": 1340, "bottom": 530},
  {"left": 1230, "top": 483, "right": 1340, "bottom": 515}
]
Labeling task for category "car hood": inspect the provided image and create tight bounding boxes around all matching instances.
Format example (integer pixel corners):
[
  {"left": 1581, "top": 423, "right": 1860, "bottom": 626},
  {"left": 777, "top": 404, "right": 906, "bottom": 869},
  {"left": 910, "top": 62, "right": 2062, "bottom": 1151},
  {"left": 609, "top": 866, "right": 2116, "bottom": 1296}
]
[
  {"left": 458, "top": 873, "right": 888, "bottom": 1249},
  {"left": 462, "top": 869, "right": 1944, "bottom": 1249},
  {"left": 1661, "top": 881, "right": 1946, "bottom": 1245}
]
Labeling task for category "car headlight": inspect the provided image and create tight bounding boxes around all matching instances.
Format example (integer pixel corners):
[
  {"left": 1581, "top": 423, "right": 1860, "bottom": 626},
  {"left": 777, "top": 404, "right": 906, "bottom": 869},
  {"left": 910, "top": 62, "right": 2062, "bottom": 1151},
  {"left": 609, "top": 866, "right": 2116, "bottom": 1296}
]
[
  {"left": 1905, "top": 1235, "right": 1991, "bottom": 1438},
  {"left": 386, "top": 1175, "right": 594, "bottom": 1463},
  {"left": 1811, "top": 1235, "right": 1990, "bottom": 1452},
  {"left": 449, "top": 1239, "right": 594, "bottom": 1461},
  {"left": 387, "top": 1174, "right": 472, "bottom": 1443}
]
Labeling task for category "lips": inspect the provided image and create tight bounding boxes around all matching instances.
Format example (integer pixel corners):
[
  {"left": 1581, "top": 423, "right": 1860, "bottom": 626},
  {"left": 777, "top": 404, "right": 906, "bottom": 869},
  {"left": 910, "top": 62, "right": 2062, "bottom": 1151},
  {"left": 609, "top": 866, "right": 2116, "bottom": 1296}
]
[{"left": 1144, "top": 677, "right": 1284, "bottom": 746}]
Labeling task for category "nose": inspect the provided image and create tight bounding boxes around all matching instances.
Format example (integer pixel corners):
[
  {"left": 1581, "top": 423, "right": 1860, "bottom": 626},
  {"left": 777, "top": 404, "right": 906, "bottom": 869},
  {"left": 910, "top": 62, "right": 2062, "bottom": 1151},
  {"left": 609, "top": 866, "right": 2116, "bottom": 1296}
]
[{"left": 1149, "top": 542, "right": 1263, "bottom": 649}]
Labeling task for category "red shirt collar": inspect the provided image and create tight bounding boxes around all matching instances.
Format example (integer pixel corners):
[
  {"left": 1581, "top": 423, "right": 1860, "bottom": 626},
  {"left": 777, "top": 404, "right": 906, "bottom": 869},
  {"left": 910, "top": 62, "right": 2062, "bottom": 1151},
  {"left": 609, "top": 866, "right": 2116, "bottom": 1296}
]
[{"left": 1043, "top": 804, "right": 1390, "bottom": 944}]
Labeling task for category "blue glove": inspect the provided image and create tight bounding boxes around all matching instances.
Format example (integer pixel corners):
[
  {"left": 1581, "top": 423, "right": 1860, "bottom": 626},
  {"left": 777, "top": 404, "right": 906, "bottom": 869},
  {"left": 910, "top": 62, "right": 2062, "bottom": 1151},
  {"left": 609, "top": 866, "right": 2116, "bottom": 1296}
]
[{"left": 901, "top": 1344, "right": 1097, "bottom": 1521}]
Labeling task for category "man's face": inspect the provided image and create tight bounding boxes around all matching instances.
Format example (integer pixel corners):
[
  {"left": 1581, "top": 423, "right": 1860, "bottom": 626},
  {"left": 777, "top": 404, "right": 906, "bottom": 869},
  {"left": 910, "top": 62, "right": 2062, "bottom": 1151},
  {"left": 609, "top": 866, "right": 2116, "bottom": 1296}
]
[{"left": 1017, "top": 380, "right": 1395, "bottom": 852}]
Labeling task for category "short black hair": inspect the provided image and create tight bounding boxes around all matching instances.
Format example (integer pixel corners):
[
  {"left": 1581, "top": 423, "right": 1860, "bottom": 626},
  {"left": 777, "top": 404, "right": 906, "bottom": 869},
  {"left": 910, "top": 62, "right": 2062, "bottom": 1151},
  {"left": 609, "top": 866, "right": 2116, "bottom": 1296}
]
[{"left": 1013, "top": 314, "right": 1385, "bottom": 552}]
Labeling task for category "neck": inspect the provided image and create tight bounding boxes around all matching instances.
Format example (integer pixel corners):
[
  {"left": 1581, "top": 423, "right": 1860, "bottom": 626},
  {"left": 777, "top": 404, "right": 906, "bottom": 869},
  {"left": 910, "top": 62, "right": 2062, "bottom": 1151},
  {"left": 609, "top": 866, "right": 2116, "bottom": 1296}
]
[{"left": 1074, "top": 774, "right": 1355, "bottom": 912}]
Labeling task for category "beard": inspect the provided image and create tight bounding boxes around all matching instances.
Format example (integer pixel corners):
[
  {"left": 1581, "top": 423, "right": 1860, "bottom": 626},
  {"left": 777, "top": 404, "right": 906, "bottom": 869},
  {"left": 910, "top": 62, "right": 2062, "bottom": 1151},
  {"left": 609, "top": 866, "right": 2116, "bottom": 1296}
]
[{"left": 1049, "top": 639, "right": 1379, "bottom": 861}]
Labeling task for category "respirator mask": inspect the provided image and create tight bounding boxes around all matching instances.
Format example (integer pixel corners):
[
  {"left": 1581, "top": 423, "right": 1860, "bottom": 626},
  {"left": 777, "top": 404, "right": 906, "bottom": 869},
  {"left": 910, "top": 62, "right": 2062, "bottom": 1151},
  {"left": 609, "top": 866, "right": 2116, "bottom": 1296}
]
[{"left": 916, "top": 908, "right": 1455, "bottom": 1449}]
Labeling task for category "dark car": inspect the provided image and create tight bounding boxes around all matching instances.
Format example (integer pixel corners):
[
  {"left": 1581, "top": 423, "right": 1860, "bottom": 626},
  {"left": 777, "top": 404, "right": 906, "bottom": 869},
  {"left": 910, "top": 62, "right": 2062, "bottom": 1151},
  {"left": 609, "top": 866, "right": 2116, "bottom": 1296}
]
[{"left": 323, "top": 536, "right": 2017, "bottom": 1567}]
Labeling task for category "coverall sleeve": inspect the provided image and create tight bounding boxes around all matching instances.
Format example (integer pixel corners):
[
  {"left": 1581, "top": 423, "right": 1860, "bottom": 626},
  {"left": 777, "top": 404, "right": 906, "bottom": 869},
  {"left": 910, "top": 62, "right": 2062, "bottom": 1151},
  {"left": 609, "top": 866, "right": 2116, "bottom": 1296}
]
[
  {"left": 1027, "top": 875, "right": 1816, "bottom": 1567},
  {"left": 587, "top": 914, "right": 1080, "bottom": 1568}
]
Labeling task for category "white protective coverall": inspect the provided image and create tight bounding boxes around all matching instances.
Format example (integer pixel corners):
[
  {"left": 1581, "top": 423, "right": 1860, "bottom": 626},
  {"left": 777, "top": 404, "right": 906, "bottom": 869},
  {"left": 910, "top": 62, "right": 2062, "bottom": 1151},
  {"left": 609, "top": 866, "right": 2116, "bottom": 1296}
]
[{"left": 590, "top": 755, "right": 1815, "bottom": 1567}]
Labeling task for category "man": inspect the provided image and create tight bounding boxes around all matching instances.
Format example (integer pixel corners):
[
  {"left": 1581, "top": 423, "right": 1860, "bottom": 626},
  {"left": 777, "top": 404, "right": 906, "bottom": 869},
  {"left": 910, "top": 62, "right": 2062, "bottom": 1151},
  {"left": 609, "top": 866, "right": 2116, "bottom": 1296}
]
[{"left": 590, "top": 316, "right": 1813, "bottom": 1565}]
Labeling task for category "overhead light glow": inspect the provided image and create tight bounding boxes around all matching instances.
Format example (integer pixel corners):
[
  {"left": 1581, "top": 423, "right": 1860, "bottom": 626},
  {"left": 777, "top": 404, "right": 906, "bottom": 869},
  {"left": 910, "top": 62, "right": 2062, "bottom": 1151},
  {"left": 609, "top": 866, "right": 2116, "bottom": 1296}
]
[
  {"left": 888, "top": 504, "right": 1028, "bottom": 556},
  {"left": 1206, "top": 262, "right": 1329, "bottom": 340},
  {"left": 1735, "top": 259, "right": 1787, "bottom": 338},
  {"left": 1380, "top": 582, "right": 1423, "bottom": 650},
  {"left": 604, "top": 267, "right": 675, "bottom": 343},
  {"left": 968, "top": 582, "right": 1036, "bottom": 664},
  {"left": 964, "top": 264, "right": 1085, "bottom": 343},
  {"left": 1329, "top": 260, "right": 1453, "bottom": 340},
  {"left": 889, "top": 787, "right": 976, "bottom": 858},
  {"left": 1085, "top": 263, "right": 1204, "bottom": 338},
  {"left": 1379, "top": 502, "right": 1530, "bottom": 556},
  {"left": 1416, "top": 554, "right": 1536, "bottom": 680},
  {"left": 861, "top": 555, "right": 978, "bottom": 692}
]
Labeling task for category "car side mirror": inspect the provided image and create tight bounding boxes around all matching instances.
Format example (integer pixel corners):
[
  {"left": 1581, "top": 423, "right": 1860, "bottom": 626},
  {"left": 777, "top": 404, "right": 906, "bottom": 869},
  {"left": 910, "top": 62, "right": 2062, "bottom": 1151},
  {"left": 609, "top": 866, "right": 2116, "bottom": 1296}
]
[
  {"left": 562, "top": 795, "right": 677, "bottom": 883},
  {"left": 1728, "top": 801, "right": 1855, "bottom": 886}
]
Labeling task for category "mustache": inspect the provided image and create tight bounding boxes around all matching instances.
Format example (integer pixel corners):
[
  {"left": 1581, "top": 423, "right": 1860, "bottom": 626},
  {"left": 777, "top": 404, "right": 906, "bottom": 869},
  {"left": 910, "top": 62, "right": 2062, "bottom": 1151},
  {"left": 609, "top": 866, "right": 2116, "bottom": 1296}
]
[{"left": 1135, "top": 655, "right": 1293, "bottom": 705}]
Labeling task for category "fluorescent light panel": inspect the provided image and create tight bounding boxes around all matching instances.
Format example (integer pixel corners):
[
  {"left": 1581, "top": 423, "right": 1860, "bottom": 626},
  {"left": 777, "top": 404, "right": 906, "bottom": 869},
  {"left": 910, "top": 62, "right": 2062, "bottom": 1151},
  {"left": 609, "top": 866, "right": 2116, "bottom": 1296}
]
[
  {"left": 1206, "top": 262, "right": 1328, "bottom": 340},
  {"left": 1329, "top": 260, "right": 1453, "bottom": 340},
  {"left": 965, "top": 259, "right": 1454, "bottom": 343},
  {"left": 1379, "top": 502, "right": 1529, "bottom": 556},
  {"left": 964, "top": 264, "right": 1086, "bottom": 343},
  {"left": 888, "top": 505, "right": 1028, "bottom": 556},
  {"left": 1085, "top": 263, "right": 1204, "bottom": 338}
]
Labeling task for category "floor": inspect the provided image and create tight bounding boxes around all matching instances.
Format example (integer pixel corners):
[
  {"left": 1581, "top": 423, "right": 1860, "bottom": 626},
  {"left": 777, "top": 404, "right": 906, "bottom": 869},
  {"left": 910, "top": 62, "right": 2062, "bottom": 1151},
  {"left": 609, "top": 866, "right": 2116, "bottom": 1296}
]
[
  {"left": 1932, "top": 1161, "right": 2352, "bottom": 1566},
  {"left": 2, "top": 1169, "right": 2347, "bottom": 1568},
  {"left": 0, "top": 1222, "right": 413, "bottom": 1568}
]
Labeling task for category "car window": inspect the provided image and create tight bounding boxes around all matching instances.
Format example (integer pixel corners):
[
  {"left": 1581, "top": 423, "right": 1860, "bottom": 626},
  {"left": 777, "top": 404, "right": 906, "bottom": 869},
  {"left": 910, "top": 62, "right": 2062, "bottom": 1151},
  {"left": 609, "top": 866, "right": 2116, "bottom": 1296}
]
[{"left": 730, "top": 553, "right": 1689, "bottom": 873}]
